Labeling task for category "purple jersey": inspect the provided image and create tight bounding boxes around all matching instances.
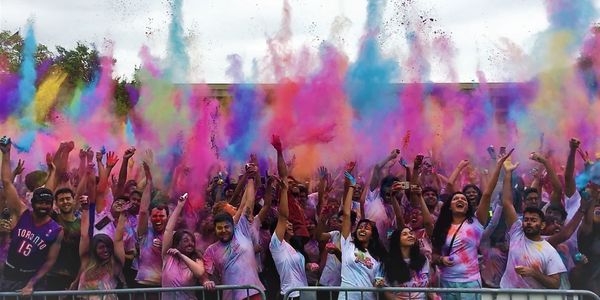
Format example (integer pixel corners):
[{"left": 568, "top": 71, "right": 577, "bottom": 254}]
[{"left": 4, "top": 210, "right": 62, "bottom": 281}]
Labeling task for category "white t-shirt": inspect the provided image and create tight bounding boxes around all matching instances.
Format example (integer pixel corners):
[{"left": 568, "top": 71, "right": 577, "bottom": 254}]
[
  {"left": 93, "top": 208, "right": 136, "bottom": 253},
  {"left": 320, "top": 230, "right": 342, "bottom": 286},
  {"left": 439, "top": 218, "right": 484, "bottom": 282},
  {"left": 269, "top": 233, "right": 308, "bottom": 297},
  {"left": 500, "top": 220, "right": 567, "bottom": 288},
  {"left": 339, "top": 235, "right": 383, "bottom": 300},
  {"left": 386, "top": 258, "right": 430, "bottom": 300},
  {"left": 563, "top": 190, "right": 582, "bottom": 262}
]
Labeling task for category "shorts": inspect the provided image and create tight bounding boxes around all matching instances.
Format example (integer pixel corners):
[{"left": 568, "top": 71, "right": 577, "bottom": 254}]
[{"left": 439, "top": 279, "right": 481, "bottom": 300}]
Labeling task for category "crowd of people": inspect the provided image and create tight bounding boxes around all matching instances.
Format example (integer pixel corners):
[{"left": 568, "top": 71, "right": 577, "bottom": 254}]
[{"left": 0, "top": 135, "right": 599, "bottom": 300}]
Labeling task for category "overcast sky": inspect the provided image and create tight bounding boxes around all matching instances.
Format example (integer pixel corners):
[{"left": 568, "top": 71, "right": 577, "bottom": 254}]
[{"left": 1, "top": 0, "right": 599, "bottom": 83}]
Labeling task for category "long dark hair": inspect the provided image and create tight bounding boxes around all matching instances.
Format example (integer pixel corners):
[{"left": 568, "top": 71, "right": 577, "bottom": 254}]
[
  {"left": 173, "top": 229, "right": 199, "bottom": 260},
  {"left": 431, "top": 192, "right": 474, "bottom": 255},
  {"left": 385, "top": 228, "right": 427, "bottom": 284},
  {"left": 351, "top": 219, "right": 387, "bottom": 261}
]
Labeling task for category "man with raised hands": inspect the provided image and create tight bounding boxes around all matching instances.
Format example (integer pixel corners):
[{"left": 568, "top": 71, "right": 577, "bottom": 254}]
[
  {"left": 0, "top": 137, "right": 63, "bottom": 295},
  {"left": 499, "top": 154, "right": 566, "bottom": 289}
]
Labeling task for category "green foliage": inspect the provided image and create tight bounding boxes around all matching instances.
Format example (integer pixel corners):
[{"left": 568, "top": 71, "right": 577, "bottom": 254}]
[
  {"left": 54, "top": 42, "right": 100, "bottom": 85},
  {"left": 0, "top": 30, "right": 53, "bottom": 73},
  {"left": 1, "top": 30, "right": 140, "bottom": 115}
]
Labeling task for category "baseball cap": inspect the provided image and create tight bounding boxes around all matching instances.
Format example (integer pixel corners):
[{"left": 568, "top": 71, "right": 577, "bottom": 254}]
[{"left": 31, "top": 187, "right": 54, "bottom": 204}]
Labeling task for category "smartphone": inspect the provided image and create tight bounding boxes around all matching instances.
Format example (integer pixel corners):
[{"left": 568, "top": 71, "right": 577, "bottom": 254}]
[
  {"left": 499, "top": 147, "right": 507, "bottom": 156},
  {"left": 95, "top": 216, "right": 111, "bottom": 230},
  {"left": 397, "top": 181, "right": 410, "bottom": 190},
  {"left": 0, "top": 136, "right": 10, "bottom": 146},
  {"left": 487, "top": 145, "right": 496, "bottom": 159}
]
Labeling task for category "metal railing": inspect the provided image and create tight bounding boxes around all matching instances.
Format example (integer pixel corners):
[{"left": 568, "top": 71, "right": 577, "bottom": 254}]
[
  {"left": 282, "top": 287, "right": 600, "bottom": 300},
  {"left": 0, "top": 285, "right": 265, "bottom": 300}
]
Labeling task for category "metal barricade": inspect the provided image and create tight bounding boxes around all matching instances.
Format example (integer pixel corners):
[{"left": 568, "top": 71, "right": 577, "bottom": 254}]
[
  {"left": 0, "top": 285, "right": 265, "bottom": 300},
  {"left": 282, "top": 287, "right": 600, "bottom": 300}
]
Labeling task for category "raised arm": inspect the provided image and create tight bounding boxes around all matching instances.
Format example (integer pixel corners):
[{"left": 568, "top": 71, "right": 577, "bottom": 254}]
[
  {"left": 369, "top": 149, "right": 399, "bottom": 192},
  {"left": 274, "top": 178, "right": 289, "bottom": 242},
  {"left": 564, "top": 138, "right": 579, "bottom": 198},
  {"left": 116, "top": 147, "right": 135, "bottom": 197},
  {"left": 445, "top": 159, "right": 469, "bottom": 194},
  {"left": 163, "top": 193, "right": 187, "bottom": 257},
  {"left": 113, "top": 211, "right": 127, "bottom": 266},
  {"left": 390, "top": 182, "right": 406, "bottom": 229},
  {"left": 0, "top": 137, "right": 26, "bottom": 216},
  {"left": 477, "top": 149, "right": 514, "bottom": 225},
  {"left": 530, "top": 152, "right": 563, "bottom": 207},
  {"left": 342, "top": 172, "right": 356, "bottom": 239},
  {"left": 502, "top": 159, "right": 520, "bottom": 228},
  {"left": 412, "top": 185, "right": 434, "bottom": 236},
  {"left": 272, "top": 135, "right": 288, "bottom": 179},
  {"left": 546, "top": 203, "right": 588, "bottom": 247},
  {"left": 137, "top": 161, "right": 153, "bottom": 238},
  {"left": 44, "top": 152, "right": 58, "bottom": 192},
  {"left": 11, "top": 159, "right": 25, "bottom": 184},
  {"left": 577, "top": 186, "right": 598, "bottom": 238},
  {"left": 79, "top": 196, "right": 91, "bottom": 259},
  {"left": 256, "top": 175, "right": 275, "bottom": 224},
  {"left": 316, "top": 166, "right": 329, "bottom": 215},
  {"left": 95, "top": 151, "right": 119, "bottom": 214}
]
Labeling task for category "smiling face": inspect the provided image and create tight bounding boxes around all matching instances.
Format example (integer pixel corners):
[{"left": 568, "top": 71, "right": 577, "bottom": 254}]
[
  {"left": 150, "top": 207, "right": 168, "bottom": 233},
  {"left": 56, "top": 192, "right": 75, "bottom": 214},
  {"left": 177, "top": 232, "right": 196, "bottom": 256},
  {"left": 407, "top": 208, "right": 424, "bottom": 229},
  {"left": 464, "top": 187, "right": 479, "bottom": 208},
  {"left": 355, "top": 221, "right": 373, "bottom": 244},
  {"left": 32, "top": 200, "right": 53, "bottom": 218},
  {"left": 215, "top": 220, "right": 233, "bottom": 243},
  {"left": 423, "top": 190, "right": 438, "bottom": 207},
  {"left": 128, "top": 192, "right": 141, "bottom": 215},
  {"left": 450, "top": 193, "right": 468, "bottom": 216},
  {"left": 285, "top": 221, "right": 294, "bottom": 238},
  {"left": 95, "top": 241, "right": 112, "bottom": 261},
  {"left": 399, "top": 227, "right": 416, "bottom": 247}
]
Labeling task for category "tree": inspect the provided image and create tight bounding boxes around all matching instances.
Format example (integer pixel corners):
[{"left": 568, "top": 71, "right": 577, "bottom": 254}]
[
  {"left": 0, "top": 30, "right": 53, "bottom": 74},
  {"left": 54, "top": 42, "right": 100, "bottom": 85}
]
